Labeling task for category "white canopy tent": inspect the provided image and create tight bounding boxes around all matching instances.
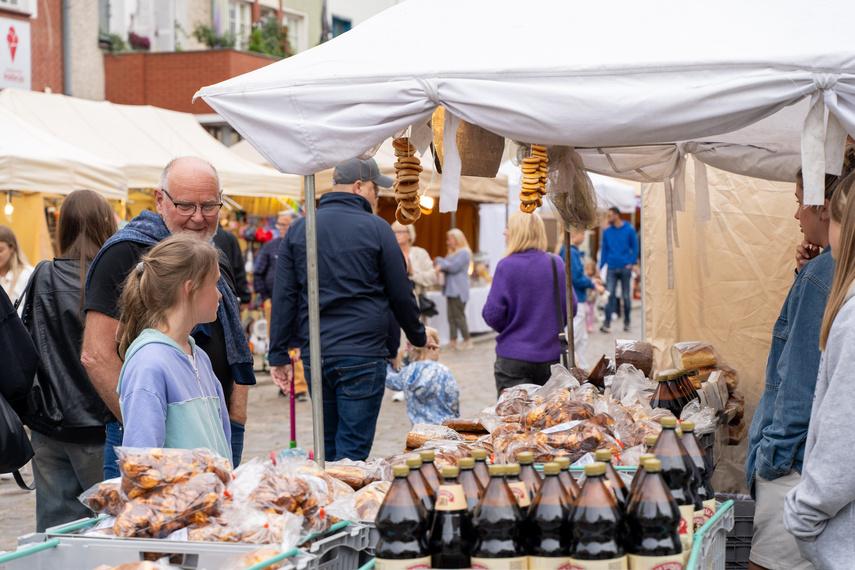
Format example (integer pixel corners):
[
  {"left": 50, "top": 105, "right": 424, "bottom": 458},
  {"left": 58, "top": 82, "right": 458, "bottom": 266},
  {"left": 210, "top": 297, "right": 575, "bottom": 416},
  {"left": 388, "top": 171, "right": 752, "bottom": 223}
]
[{"left": 0, "top": 89, "right": 302, "bottom": 198}]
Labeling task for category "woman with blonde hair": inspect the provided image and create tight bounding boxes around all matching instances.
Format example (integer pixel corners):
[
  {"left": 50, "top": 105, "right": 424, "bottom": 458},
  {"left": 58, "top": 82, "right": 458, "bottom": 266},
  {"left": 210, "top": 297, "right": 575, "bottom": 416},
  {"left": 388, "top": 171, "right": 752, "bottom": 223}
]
[
  {"left": 784, "top": 170, "right": 855, "bottom": 568},
  {"left": 391, "top": 221, "right": 436, "bottom": 299},
  {"left": 435, "top": 228, "right": 472, "bottom": 349},
  {"left": 482, "top": 212, "right": 574, "bottom": 394},
  {"left": 0, "top": 225, "right": 34, "bottom": 304}
]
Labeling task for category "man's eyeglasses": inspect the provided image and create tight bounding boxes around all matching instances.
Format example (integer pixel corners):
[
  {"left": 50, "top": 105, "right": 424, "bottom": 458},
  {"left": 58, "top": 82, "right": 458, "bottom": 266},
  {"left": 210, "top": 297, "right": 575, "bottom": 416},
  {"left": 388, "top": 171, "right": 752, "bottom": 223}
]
[{"left": 160, "top": 189, "right": 223, "bottom": 217}]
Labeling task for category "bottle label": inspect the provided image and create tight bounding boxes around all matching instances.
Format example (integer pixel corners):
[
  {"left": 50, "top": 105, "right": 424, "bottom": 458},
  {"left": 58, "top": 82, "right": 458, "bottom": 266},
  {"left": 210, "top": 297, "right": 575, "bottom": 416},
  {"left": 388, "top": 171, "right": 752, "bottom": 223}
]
[
  {"left": 627, "top": 552, "right": 684, "bottom": 569},
  {"left": 693, "top": 509, "right": 705, "bottom": 532},
  {"left": 703, "top": 499, "right": 716, "bottom": 523},
  {"left": 507, "top": 481, "right": 531, "bottom": 507},
  {"left": 434, "top": 483, "right": 467, "bottom": 511},
  {"left": 471, "top": 555, "right": 529, "bottom": 569},
  {"left": 678, "top": 504, "right": 695, "bottom": 553},
  {"left": 374, "top": 557, "right": 432, "bottom": 570},
  {"left": 567, "top": 556, "right": 628, "bottom": 569},
  {"left": 528, "top": 556, "right": 573, "bottom": 569}
]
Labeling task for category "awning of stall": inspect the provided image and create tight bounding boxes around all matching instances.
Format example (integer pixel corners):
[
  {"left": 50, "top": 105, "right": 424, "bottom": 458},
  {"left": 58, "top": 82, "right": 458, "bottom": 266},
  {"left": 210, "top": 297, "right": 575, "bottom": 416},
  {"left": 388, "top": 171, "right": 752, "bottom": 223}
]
[
  {"left": 0, "top": 89, "right": 301, "bottom": 198},
  {"left": 0, "top": 106, "right": 126, "bottom": 199}
]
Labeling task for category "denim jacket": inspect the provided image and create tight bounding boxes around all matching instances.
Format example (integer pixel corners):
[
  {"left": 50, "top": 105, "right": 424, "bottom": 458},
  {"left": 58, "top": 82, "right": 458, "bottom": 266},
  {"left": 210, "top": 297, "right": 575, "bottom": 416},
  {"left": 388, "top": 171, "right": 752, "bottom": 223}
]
[{"left": 745, "top": 247, "right": 834, "bottom": 498}]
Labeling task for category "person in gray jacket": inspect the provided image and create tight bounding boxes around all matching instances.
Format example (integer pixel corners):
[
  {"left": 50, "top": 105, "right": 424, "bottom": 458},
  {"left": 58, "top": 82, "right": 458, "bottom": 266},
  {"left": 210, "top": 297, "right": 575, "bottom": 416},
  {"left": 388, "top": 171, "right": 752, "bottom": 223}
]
[
  {"left": 435, "top": 228, "right": 472, "bottom": 350},
  {"left": 784, "top": 170, "right": 855, "bottom": 569}
]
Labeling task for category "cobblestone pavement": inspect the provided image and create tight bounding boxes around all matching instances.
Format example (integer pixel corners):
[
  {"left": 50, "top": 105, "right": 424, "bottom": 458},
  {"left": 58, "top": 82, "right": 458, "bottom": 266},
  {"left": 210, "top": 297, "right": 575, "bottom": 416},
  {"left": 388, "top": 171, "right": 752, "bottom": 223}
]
[{"left": 0, "top": 307, "right": 640, "bottom": 558}]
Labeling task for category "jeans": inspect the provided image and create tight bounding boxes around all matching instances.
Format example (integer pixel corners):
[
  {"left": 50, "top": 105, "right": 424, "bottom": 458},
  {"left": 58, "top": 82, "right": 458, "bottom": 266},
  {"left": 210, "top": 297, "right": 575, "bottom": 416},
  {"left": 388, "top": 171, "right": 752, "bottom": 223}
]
[
  {"left": 605, "top": 266, "right": 633, "bottom": 327},
  {"left": 31, "top": 431, "right": 105, "bottom": 532},
  {"left": 447, "top": 296, "right": 470, "bottom": 341},
  {"left": 103, "top": 421, "right": 124, "bottom": 480},
  {"left": 303, "top": 356, "right": 386, "bottom": 462},
  {"left": 230, "top": 420, "right": 245, "bottom": 467},
  {"left": 494, "top": 355, "right": 558, "bottom": 396}
]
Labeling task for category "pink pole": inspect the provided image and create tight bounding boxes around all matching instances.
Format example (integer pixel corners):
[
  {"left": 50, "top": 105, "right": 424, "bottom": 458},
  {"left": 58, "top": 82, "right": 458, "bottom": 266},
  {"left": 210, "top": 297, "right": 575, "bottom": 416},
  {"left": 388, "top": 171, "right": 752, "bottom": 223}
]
[{"left": 289, "top": 351, "right": 297, "bottom": 448}]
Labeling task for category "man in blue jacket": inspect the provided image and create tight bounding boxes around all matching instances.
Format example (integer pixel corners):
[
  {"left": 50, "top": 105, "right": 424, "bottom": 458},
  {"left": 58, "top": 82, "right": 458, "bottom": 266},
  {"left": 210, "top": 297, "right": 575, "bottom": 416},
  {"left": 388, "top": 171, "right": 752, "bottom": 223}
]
[
  {"left": 599, "top": 207, "right": 638, "bottom": 333},
  {"left": 268, "top": 157, "right": 436, "bottom": 461}
]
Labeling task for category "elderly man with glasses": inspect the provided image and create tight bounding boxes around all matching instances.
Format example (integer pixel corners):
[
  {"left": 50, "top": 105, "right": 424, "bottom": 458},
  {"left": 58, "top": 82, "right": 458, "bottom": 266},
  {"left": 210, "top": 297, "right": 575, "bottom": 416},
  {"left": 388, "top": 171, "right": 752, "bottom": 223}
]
[{"left": 81, "top": 156, "right": 255, "bottom": 476}]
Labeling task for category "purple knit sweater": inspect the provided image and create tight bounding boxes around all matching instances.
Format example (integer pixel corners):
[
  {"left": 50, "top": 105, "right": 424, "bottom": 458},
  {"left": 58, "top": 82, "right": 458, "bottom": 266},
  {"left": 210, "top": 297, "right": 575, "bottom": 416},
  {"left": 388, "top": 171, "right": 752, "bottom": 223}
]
[{"left": 482, "top": 249, "right": 574, "bottom": 362}]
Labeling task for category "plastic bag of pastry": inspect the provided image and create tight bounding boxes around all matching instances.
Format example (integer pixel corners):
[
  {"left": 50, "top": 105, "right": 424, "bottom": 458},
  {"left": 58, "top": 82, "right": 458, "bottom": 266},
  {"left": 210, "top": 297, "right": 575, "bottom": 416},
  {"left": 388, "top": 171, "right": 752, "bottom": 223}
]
[
  {"left": 610, "top": 363, "right": 657, "bottom": 407},
  {"left": 728, "top": 418, "right": 747, "bottom": 445},
  {"left": 715, "top": 362, "right": 740, "bottom": 393},
  {"left": 533, "top": 364, "right": 582, "bottom": 399},
  {"left": 497, "top": 434, "right": 556, "bottom": 464},
  {"left": 679, "top": 400, "right": 717, "bottom": 435},
  {"left": 614, "top": 444, "right": 645, "bottom": 466},
  {"left": 537, "top": 420, "right": 619, "bottom": 457},
  {"left": 223, "top": 547, "right": 288, "bottom": 570},
  {"left": 116, "top": 447, "right": 232, "bottom": 497},
  {"left": 523, "top": 397, "right": 596, "bottom": 431},
  {"left": 417, "top": 439, "right": 475, "bottom": 467},
  {"left": 227, "top": 457, "right": 268, "bottom": 506},
  {"left": 725, "top": 390, "right": 745, "bottom": 421},
  {"left": 495, "top": 384, "right": 541, "bottom": 416},
  {"left": 83, "top": 515, "right": 118, "bottom": 536},
  {"left": 324, "top": 459, "right": 372, "bottom": 490},
  {"left": 615, "top": 340, "right": 654, "bottom": 377},
  {"left": 80, "top": 477, "right": 126, "bottom": 516},
  {"left": 442, "top": 416, "right": 487, "bottom": 433},
  {"left": 113, "top": 472, "right": 225, "bottom": 538},
  {"left": 364, "top": 457, "right": 393, "bottom": 485},
  {"left": 405, "top": 423, "right": 463, "bottom": 449},
  {"left": 670, "top": 341, "right": 718, "bottom": 370}
]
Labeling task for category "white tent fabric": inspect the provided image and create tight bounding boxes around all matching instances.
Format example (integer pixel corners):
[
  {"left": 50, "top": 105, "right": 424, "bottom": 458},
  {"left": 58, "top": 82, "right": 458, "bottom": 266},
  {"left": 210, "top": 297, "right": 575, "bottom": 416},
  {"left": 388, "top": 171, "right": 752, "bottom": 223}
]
[
  {"left": 0, "top": 89, "right": 302, "bottom": 198},
  {"left": 196, "top": 0, "right": 855, "bottom": 210},
  {"left": 0, "top": 107, "right": 127, "bottom": 199}
]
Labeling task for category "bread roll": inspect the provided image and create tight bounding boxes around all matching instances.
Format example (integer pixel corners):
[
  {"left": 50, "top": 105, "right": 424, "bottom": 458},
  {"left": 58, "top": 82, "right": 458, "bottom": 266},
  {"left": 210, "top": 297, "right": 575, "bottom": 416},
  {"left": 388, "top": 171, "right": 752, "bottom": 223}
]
[
  {"left": 671, "top": 342, "right": 717, "bottom": 370},
  {"left": 615, "top": 340, "right": 654, "bottom": 377}
]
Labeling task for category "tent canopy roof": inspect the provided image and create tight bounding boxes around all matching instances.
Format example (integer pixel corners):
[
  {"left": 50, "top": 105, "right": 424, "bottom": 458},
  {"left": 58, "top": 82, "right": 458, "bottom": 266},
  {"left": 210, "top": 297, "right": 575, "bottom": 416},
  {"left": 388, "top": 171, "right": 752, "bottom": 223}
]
[
  {"left": 0, "top": 89, "right": 301, "bottom": 199},
  {"left": 197, "top": 0, "right": 855, "bottom": 209}
]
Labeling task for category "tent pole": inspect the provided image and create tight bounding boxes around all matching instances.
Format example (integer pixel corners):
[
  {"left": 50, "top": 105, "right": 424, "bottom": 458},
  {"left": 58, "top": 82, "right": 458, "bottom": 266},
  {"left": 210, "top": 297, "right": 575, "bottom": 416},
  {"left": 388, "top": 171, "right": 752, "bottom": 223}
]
[
  {"left": 304, "top": 174, "right": 325, "bottom": 466},
  {"left": 639, "top": 184, "right": 646, "bottom": 341},
  {"left": 564, "top": 229, "right": 575, "bottom": 367}
]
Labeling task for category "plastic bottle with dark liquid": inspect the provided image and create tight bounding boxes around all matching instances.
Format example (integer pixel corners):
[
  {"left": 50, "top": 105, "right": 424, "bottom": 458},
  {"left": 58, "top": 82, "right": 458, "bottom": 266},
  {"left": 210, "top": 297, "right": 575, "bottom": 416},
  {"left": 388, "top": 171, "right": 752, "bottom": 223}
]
[
  {"left": 418, "top": 449, "right": 441, "bottom": 493},
  {"left": 471, "top": 464, "right": 527, "bottom": 569},
  {"left": 554, "top": 456, "right": 581, "bottom": 502},
  {"left": 625, "top": 459, "right": 683, "bottom": 570},
  {"left": 428, "top": 466, "right": 474, "bottom": 569},
  {"left": 650, "top": 370, "right": 686, "bottom": 417},
  {"left": 458, "top": 457, "right": 485, "bottom": 514},
  {"left": 504, "top": 463, "right": 532, "bottom": 510},
  {"left": 375, "top": 464, "right": 431, "bottom": 570},
  {"left": 569, "top": 462, "right": 628, "bottom": 569},
  {"left": 648, "top": 416, "right": 701, "bottom": 557},
  {"left": 472, "top": 447, "right": 491, "bottom": 490},
  {"left": 676, "top": 369, "right": 699, "bottom": 403},
  {"left": 626, "top": 453, "right": 656, "bottom": 510},
  {"left": 595, "top": 449, "right": 629, "bottom": 512},
  {"left": 405, "top": 456, "right": 435, "bottom": 515},
  {"left": 527, "top": 462, "right": 574, "bottom": 569},
  {"left": 680, "top": 421, "right": 715, "bottom": 528},
  {"left": 517, "top": 451, "right": 543, "bottom": 501}
]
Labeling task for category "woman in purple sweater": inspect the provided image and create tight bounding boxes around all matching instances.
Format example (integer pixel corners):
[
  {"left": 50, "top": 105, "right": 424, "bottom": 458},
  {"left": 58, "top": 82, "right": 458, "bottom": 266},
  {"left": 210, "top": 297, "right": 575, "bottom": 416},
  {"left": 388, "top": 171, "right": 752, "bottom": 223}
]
[{"left": 482, "top": 212, "right": 575, "bottom": 394}]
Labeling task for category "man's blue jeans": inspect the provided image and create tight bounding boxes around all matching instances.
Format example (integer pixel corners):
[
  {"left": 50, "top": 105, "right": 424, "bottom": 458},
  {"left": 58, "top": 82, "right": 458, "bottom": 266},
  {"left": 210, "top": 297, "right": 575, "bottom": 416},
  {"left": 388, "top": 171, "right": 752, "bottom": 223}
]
[
  {"left": 103, "top": 421, "right": 124, "bottom": 479},
  {"left": 303, "top": 356, "right": 386, "bottom": 462},
  {"left": 605, "top": 266, "right": 633, "bottom": 327}
]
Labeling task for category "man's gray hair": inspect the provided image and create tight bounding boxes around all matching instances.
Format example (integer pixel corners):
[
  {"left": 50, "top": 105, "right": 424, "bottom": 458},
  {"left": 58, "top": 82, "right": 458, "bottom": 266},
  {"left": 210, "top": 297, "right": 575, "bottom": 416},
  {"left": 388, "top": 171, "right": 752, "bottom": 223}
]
[
  {"left": 278, "top": 210, "right": 300, "bottom": 219},
  {"left": 159, "top": 157, "right": 221, "bottom": 193}
]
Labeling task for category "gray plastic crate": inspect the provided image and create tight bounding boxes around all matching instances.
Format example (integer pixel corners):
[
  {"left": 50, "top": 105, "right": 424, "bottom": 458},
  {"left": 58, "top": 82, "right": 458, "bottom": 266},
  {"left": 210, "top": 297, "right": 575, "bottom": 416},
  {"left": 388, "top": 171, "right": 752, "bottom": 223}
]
[
  {"left": 304, "top": 523, "right": 369, "bottom": 570},
  {"left": 724, "top": 499, "right": 754, "bottom": 569},
  {"left": 686, "top": 500, "right": 735, "bottom": 570}
]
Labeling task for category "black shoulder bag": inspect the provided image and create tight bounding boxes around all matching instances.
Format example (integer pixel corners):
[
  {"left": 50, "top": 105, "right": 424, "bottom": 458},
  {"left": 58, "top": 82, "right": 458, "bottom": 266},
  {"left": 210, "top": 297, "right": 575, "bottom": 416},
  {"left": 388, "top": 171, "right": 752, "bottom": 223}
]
[{"left": 550, "top": 255, "right": 571, "bottom": 369}]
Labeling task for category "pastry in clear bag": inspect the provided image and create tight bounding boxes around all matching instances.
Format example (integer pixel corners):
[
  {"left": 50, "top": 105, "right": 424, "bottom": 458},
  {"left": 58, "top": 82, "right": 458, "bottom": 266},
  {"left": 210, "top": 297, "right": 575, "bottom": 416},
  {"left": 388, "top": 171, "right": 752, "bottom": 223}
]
[{"left": 80, "top": 478, "right": 126, "bottom": 516}]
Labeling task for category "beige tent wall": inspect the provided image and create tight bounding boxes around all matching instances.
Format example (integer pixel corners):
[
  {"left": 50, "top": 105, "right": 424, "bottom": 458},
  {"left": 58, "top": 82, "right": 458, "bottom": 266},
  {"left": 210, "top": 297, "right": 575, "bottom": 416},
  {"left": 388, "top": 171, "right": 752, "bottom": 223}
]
[
  {"left": 0, "top": 193, "right": 54, "bottom": 264},
  {"left": 643, "top": 162, "right": 800, "bottom": 493}
]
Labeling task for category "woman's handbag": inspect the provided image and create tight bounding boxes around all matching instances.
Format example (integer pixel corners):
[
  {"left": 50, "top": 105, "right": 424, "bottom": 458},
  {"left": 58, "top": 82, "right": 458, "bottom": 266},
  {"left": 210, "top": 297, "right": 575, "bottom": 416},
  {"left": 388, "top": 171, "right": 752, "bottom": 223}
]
[
  {"left": 417, "top": 293, "right": 439, "bottom": 318},
  {"left": 551, "top": 255, "right": 571, "bottom": 369}
]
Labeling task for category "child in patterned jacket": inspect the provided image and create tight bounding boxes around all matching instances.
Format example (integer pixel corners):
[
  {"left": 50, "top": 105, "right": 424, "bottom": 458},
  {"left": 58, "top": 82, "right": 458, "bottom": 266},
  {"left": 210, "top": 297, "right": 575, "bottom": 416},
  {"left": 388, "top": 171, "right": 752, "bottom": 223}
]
[{"left": 386, "top": 327, "right": 459, "bottom": 426}]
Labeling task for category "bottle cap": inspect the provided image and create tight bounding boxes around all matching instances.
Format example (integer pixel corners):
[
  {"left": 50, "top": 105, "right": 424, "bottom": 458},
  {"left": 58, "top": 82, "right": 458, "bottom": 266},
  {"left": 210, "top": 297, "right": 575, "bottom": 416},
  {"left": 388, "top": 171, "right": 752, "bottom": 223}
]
[
  {"left": 471, "top": 448, "right": 488, "bottom": 461},
  {"left": 661, "top": 417, "right": 678, "bottom": 428},
  {"left": 405, "top": 457, "right": 422, "bottom": 469},
  {"left": 554, "top": 456, "right": 571, "bottom": 470},
  {"left": 392, "top": 465, "right": 410, "bottom": 477},
  {"left": 517, "top": 451, "right": 534, "bottom": 465},
  {"left": 639, "top": 453, "right": 656, "bottom": 464},
  {"left": 505, "top": 463, "right": 521, "bottom": 476},
  {"left": 595, "top": 449, "right": 613, "bottom": 462},
  {"left": 488, "top": 464, "right": 505, "bottom": 477},
  {"left": 645, "top": 435, "right": 659, "bottom": 447},
  {"left": 459, "top": 457, "right": 475, "bottom": 470},
  {"left": 584, "top": 462, "right": 607, "bottom": 477},
  {"left": 656, "top": 368, "right": 677, "bottom": 382},
  {"left": 441, "top": 466, "right": 459, "bottom": 479},
  {"left": 681, "top": 421, "right": 695, "bottom": 432},
  {"left": 542, "top": 462, "right": 560, "bottom": 476},
  {"left": 419, "top": 450, "right": 436, "bottom": 461},
  {"left": 643, "top": 459, "right": 662, "bottom": 472}
]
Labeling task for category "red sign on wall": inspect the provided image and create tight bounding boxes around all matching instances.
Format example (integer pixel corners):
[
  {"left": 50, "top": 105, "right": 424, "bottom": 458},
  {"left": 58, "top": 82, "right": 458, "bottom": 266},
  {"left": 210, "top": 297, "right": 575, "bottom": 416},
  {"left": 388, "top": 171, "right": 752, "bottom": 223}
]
[{"left": 1, "top": 17, "right": 30, "bottom": 89}]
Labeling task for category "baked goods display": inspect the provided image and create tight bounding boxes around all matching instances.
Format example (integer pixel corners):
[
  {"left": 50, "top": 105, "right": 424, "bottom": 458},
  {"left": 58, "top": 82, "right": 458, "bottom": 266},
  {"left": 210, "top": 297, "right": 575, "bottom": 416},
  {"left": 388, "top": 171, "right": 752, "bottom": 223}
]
[
  {"left": 81, "top": 479, "right": 126, "bottom": 517},
  {"left": 392, "top": 137, "right": 422, "bottom": 225},
  {"left": 116, "top": 447, "right": 231, "bottom": 499},
  {"left": 405, "top": 423, "right": 463, "bottom": 449},
  {"left": 519, "top": 144, "right": 548, "bottom": 213},
  {"left": 671, "top": 341, "right": 718, "bottom": 370},
  {"left": 615, "top": 340, "right": 654, "bottom": 377}
]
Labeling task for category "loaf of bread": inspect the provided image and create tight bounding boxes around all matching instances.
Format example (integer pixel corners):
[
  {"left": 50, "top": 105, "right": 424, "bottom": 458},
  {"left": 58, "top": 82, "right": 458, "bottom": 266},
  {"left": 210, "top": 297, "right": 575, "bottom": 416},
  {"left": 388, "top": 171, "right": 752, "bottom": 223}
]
[
  {"left": 726, "top": 390, "right": 745, "bottom": 421},
  {"left": 405, "top": 424, "right": 462, "bottom": 449},
  {"left": 587, "top": 355, "right": 610, "bottom": 389},
  {"left": 671, "top": 342, "right": 717, "bottom": 370},
  {"left": 716, "top": 363, "right": 739, "bottom": 393},
  {"left": 325, "top": 464, "right": 367, "bottom": 490},
  {"left": 442, "top": 417, "right": 486, "bottom": 433},
  {"left": 615, "top": 340, "right": 654, "bottom": 377}
]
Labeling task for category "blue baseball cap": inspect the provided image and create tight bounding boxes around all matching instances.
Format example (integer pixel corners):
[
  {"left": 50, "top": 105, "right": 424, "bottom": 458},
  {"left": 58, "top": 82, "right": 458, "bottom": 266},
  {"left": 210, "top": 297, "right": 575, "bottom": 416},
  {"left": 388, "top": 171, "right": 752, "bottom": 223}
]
[{"left": 333, "top": 158, "right": 395, "bottom": 188}]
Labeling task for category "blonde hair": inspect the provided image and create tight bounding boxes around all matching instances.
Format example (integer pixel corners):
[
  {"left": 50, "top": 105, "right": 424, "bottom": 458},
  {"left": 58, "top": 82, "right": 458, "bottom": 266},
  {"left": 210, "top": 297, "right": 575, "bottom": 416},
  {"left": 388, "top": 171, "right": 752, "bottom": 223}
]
[
  {"left": 446, "top": 228, "right": 471, "bottom": 254},
  {"left": 504, "top": 212, "right": 548, "bottom": 257},
  {"left": 409, "top": 327, "right": 440, "bottom": 361},
  {"left": 390, "top": 221, "right": 416, "bottom": 244},
  {"left": 0, "top": 225, "right": 28, "bottom": 292},
  {"left": 821, "top": 170, "right": 855, "bottom": 350},
  {"left": 119, "top": 234, "right": 220, "bottom": 359}
]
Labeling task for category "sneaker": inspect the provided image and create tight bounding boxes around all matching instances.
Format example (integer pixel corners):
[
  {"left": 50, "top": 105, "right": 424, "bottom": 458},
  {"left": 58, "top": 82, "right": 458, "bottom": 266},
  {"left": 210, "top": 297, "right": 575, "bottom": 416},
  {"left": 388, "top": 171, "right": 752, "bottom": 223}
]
[
  {"left": 392, "top": 391, "right": 405, "bottom": 402},
  {"left": 600, "top": 325, "right": 611, "bottom": 333},
  {"left": 624, "top": 323, "right": 631, "bottom": 332},
  {"left": 295, "top": 392, "right": 309, "bottom": 402},
  {"left": 460, "top": 342, "right": 474, "bottom": 351}
]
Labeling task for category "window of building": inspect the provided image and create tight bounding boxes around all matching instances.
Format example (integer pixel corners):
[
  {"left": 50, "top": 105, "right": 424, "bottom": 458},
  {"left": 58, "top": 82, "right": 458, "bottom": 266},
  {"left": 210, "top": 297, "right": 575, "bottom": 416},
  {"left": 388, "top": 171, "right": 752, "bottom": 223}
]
[
  {"left": 281, "top": 7, "right": 307, "bottom": 54},
  {"left": 331, "top": 16, "right": 351, "bottom": 38},
  {"left": 228, "top": 0, "right": 251, "bottom": 49},
  {"left": 0, "top": 0, "right": 36, "bottom": 16}
]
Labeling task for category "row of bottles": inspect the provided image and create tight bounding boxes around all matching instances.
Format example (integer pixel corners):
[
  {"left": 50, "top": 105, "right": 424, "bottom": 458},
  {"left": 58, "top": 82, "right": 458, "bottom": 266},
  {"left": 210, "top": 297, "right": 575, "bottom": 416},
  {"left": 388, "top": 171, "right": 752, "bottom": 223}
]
[
  {"left": 375, "top": 419, "right": 714, "bottom": 570},
  {"left": 650, "top": 369, "right": 699, "bottom": 416}
]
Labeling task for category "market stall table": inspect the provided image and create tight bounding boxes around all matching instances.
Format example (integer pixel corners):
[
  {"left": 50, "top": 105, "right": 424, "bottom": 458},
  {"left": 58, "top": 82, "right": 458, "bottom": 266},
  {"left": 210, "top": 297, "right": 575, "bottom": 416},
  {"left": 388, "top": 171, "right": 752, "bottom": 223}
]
[{"left": 425, "top": 284, "right": 491, "bottom": 346}]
